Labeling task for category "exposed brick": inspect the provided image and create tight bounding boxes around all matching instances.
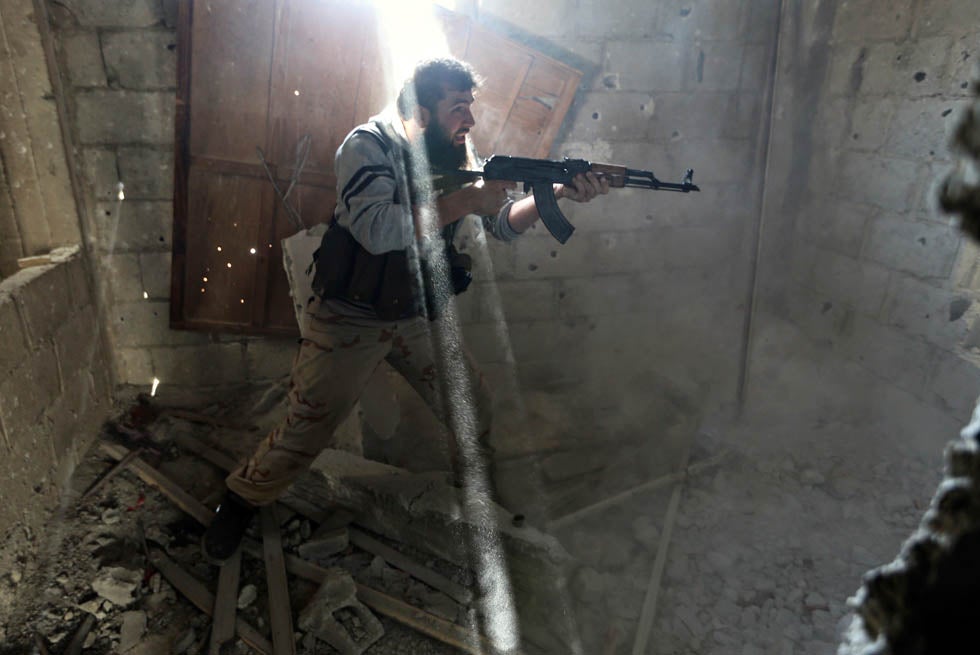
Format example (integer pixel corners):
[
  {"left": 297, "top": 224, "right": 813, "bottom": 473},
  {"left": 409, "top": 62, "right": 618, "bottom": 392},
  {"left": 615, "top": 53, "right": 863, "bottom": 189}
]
[
  {"left": 81, "top": 148, "right": 120, "bottom": 202},
  {"left": 139, "top": 251, "right": 173, "bottom": 300},
  {"left": 109, "top": 300, "right": 207, "bottom": 348},
  {"left": 103, "top": 253, "right": 144, "bottom": 303},
  {"left": 46, "top": 367, "right": 108, "bottom": 471},
  {"left": 113, "top": 347, "right": 155, "bottom": 386},
  {"left": 101, "top": 30, "right": 177, "bottom": 89},
  {"left": 54, "top": 309, "right": 101, "bottom": 386}
]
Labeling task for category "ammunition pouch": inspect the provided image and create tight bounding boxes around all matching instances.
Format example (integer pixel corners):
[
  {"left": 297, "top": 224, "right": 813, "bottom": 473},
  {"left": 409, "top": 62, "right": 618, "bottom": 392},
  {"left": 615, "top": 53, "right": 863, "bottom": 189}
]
[{"left": 312, "top": 223, "right": 472, "bottom": 321}]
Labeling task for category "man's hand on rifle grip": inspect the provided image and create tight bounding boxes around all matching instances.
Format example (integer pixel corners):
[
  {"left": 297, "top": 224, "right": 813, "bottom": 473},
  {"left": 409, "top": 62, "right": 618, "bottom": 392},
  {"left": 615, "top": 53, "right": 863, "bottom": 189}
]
[{"left": 555, "top": 172, "right": 610, "bottom": 203}]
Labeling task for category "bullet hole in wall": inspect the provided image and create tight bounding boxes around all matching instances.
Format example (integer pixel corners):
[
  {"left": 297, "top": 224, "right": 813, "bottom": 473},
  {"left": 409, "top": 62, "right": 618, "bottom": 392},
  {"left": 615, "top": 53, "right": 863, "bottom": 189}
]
[
  {"left": 950, "top": 298, "right": 971, "bottom": 322},
  {"left": 528, "top": 264, "right": 538, "bottom": 271},
  {"left": 918, "top": 237, "right": 927, "bottom": 245},
  {"left": 914, "top": 71, "right": 927, "bottom": 82},
  {"left": 550, "top": 251, "right": 557, "bottom": 258},
  {"left": 679, "top": 7, "right": 691, "bottom": 17},
  {"left": 592, "top": 112, "right": 600, "bottom": 120},
  {"left": 943, "top": 108, "right": 953, "bottom": 117},
  {"left": 821, "top": 302, "right": 833, "bottom": 314}
]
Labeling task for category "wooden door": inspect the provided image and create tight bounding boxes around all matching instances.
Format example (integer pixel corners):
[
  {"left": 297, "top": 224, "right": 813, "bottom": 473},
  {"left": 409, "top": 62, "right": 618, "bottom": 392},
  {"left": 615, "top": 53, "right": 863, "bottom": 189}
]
[{"left": 171, "top": 1, "right": 582, "bottom": 335}]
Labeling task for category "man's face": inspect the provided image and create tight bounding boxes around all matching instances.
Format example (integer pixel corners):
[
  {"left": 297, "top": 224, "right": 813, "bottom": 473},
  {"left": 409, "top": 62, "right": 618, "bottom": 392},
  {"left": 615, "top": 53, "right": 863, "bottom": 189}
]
[{"left": 423, "top": 84, "right": 475, "bottom": 170}]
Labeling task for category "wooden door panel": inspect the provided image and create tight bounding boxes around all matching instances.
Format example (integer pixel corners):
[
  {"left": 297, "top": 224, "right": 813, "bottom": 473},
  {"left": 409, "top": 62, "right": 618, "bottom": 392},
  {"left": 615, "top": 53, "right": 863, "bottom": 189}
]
[
  {"left": 189, "top": 0, "right": 275, "bottom": 162},
  {"left": 267, "top": 0, "right": 375, "bottom": 172},
  {"left": 183, "top": 168, "right": 271, "bottom": 325}
]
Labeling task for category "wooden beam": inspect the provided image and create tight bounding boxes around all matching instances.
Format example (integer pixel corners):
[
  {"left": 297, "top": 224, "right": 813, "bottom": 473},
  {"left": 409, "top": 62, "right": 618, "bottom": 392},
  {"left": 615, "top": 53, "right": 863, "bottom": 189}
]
[
  {"left": 210, "top": 549, "right": 242, "bottom": 655},
  {"left": 78, "top": 448, "right": 144, "bottom": 504},
  {"left": 349, "top": 527, "right": 472, "bottom": 606},
  {"left": 261, "top": 505, "right": 296, "bottom": 655},
  {"left": 149, "top": 548, "right": 272, "bottom": 655},
  {"left": 163, "top": 407, "right": 258, "bottom": 432},
  {"left": 99, "top": 442, "right": 213, "bottom": 525}
]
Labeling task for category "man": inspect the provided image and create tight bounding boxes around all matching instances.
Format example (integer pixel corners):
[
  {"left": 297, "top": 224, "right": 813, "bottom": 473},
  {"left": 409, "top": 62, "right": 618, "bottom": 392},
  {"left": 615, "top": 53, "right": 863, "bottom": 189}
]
[{"left": 203, "top": 57, "right": 608, "bottom": 563}]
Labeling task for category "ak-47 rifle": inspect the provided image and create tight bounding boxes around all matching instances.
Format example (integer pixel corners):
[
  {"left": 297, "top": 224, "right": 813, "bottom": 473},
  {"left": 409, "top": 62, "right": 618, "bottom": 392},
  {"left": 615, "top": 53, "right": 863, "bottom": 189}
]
[{"left": 441, "top": 155, "right": 700, "bottom": 243}]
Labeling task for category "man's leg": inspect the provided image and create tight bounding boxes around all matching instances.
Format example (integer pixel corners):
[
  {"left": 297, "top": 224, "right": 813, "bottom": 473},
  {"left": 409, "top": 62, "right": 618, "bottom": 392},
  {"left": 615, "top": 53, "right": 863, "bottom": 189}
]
[
  {"left": 382, "top": 319, "right": 495, "bottom": 485},
  {"left": 204, "top": 313, "right": 392, "bottom": 562}
]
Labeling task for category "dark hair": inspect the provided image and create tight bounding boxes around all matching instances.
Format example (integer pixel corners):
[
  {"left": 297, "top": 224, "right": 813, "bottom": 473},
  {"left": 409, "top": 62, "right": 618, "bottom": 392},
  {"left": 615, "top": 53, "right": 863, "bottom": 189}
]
[{"left": 396, "top": 57, "right": 480, "bottom": 119}]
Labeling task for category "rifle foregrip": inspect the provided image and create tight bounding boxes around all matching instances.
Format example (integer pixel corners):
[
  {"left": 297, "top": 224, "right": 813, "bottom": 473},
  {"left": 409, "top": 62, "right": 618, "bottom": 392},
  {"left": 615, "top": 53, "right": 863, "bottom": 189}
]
[
  {"left": 531, "top": 182, "right": 574, "bottom": 244},
  {"left": 589, "top": 162, "right": 628, "bottom": 188}
]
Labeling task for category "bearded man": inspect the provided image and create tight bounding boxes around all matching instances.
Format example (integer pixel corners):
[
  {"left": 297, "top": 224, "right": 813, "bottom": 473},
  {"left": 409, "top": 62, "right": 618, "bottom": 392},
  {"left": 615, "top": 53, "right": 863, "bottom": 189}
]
[{"left": 203, "top": 57, "right": 608, "bottom": 564}]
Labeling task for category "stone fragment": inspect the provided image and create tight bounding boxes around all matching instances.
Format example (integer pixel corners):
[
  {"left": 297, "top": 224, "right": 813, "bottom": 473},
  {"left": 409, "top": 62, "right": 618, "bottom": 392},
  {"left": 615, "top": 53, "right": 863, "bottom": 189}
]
[
  {"left": 297, "top": 526, "right": 349, "bottom": 560},
  {"left": 297, "top": 568, "right": 383, "bottom": 655},
  {"left": 118, "top": 611, "right": 146, "bottom": 652},
  {"left": 237, "top": 584, "right": 257, "bottom": 609},
  {"left": 91, "top": 566, "right": 142, "bottom": 606}
]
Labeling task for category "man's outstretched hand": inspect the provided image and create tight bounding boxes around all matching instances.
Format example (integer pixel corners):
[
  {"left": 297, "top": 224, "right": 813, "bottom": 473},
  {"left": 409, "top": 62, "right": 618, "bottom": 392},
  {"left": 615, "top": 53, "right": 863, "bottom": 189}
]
[{"left": 556, "top": 172, "right": 610, "bottom": 203}]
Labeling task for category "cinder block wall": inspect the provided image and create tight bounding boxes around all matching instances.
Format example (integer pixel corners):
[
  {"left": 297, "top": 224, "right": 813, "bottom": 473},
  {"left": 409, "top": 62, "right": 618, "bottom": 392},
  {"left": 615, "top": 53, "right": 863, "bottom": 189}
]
[
  {"left": 47, "top": 0, "right": 775, "bottom": 438},
  {"left": 748, "top": 0, "right": 980, "bottom": 445},
  {"left": 0, "top": 0, "right": 113, "bottom": 545}
]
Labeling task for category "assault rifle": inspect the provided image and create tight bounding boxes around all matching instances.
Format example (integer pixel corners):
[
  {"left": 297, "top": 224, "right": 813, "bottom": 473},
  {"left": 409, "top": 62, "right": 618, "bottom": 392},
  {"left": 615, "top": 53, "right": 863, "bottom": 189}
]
[{"left": 440, "top": 155, "right": 700, "bottom": 243}]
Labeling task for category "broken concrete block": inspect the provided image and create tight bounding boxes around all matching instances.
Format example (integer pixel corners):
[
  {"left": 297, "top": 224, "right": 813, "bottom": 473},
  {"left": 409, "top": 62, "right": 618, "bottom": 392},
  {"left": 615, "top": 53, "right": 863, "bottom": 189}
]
[
  {"left": 237, "top": 583, "right": 257, "bottom": 610},
  {"left": 297, "top": 568, "right": 383, "bottom": 655},
  {"left": 91, "top": 566, "right": 142, "bottom": 606},
  {"left": 297, "top": 526, "right": 349, "bottom": 560},
  {"left": 118, "top": 610, "right": 146, "bottom": 652}
]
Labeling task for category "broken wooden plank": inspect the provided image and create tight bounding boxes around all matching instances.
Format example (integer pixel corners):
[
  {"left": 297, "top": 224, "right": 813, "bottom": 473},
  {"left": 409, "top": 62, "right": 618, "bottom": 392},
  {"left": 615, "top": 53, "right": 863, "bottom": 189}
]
[
  {"left": 163, "top": 407, "right": 258, "bottom": 431},
  {"left": 173, "top": 433, "right": 241, "bottom": 472},
  {"left": 98, "top": 442, "right": 212, "bottom": 525},
  {"left": 101, "top": 441, "right": 491, "bottom": 654},
  {"left": 63, "top": 613, "right": 96, "bottom": 655},
  {"left": 241, "top": 541, "right": 493, "bottom": 655},
  {"left": 78, "top": 447, "right": 144, "bottom": 504},
  {"left": 261, "top": 505, "right": 296, "bottom": 655},
  {"left": 18, "top": 254, "right": 53, "bottom": 269},
  {"left": 148, "top": 548, "right": 272, "bottom": 655},
  {"left": 349, "top": 527, "right": 472, "bottom": 606},
  {"left": 631, "top": 463, "right": 687, "bottom": 655},
  {"left": 210, "top": 548, "right": 242, "bottom": 655},
  {"left": 547, "top": 449, "right": 729, "bottom": 531}
]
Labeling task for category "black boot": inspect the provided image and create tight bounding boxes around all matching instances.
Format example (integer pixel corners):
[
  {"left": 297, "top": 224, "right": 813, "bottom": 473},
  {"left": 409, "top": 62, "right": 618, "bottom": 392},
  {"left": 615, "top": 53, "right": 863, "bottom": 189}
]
[{"left": 202, "top": 491, "right": 256, "bottom": 565}]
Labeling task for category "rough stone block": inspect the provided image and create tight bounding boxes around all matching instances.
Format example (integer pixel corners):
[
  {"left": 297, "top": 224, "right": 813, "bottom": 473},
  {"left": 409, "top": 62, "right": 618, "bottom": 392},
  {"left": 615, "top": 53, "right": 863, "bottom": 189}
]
[
  {"left": 838, "top": 152, "right": 918, "bottom": 212},
  {"left": 76, "top": 91, "right": 174, "bottom": 144},
  {"left": 61, "top": 252, "right": 94, "bottom": 312},
  {"left": 659, "top": 0, "right": 745, "bottom": 41},
  {"left": 0, "top": 347, "right": 61, "bottom": 438},
  {"left": 0, "top": 291, "right": 29, "bottom": 378},
  {"left": 929, "top": 352, "right": 980, "bottom": 417},
  {"left": 94, "top": 200, "right": 173, "bottom": 252},
  {"left": 137, "top": 251, "right": 172, "bottom": 300},
  {"left": 62, "top": 32, "right": 107, "bottom": 87},
  {"left": 691, "top": 42, "right": 743, "bottom": 92},
  {"left": 103, "top": 253, "right": 144, "bottom": 303},
  {"left": 296, "top": 527, "right": 349, "bottom": 560},
  {"left": 832, "top": 0, "right": 914, "bottom": 42},
  {"left": 0, "top": 422, "right": 59, "bottom": 541},
  {"left": 297, "top": 568, "right": 383, "bottom": 655},
  {"left": 838, "top": 316, "right": 937, "bottom": 395},
  {"left": 883, "top": 98, "right": 967, "bottom": 160},
  {"left": 13, "top": 263, "right": 72, "bottom": 344},
  {"left": 605, "top": 40, "right": 687, "bottom": 92},
  {"left": 915, "top": 0, "right": 980, "bottom": 37},
  {"left": 882, "top": 274, "right": 974, "bottom": 346},
  {"left": 101, "top": 30, "right": 177, "bottom": 89},
  {"left": 57, "top": 0, "right": 165, "bottom": 28},
  {"left": 573, "top": 0, "right": 658, "bottom": 39},
  {"left": 118, "top": 147, "right": 174, "bottom": 199},
  {"left": 46, "top": 367, "right": 107, "bottom": 476},
  {"left": 54, "top": 308, "right": 102, "bottom": 385},
  {"left": 864, "top": 216, "right": 960, "bottom": 278},
  {"left": 860, "top": 37, "right": 953, "bottom": 98},
  {"left": 114, "top": 347, "right": 154, "bottom": 385},
  {"left": 110, "top": 300, "right": 206, "bottom": 348},
  {"left": 81, "top": 148, "right": 120, "bottom": 202}
]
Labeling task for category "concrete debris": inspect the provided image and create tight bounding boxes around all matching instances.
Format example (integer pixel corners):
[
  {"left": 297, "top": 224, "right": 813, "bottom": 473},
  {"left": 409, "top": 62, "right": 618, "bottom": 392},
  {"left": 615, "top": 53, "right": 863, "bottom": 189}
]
[
  {"left": 173, "top": 627, "right": 196, "bottom": 654},
  {"left": 297, "top": 567, "right": 384, "bottom": 655},
  {"left": 117, "top": 610, "right": 146, "bottom": 652},
  {"left": 236, "top": 583, "right": 257, "bottom": 609},
  {"left": 297, "top": 525, "right": 349, "bottom": 560},
  {"left": 91, "top": 566, "right": 142, "bottom": 607}
]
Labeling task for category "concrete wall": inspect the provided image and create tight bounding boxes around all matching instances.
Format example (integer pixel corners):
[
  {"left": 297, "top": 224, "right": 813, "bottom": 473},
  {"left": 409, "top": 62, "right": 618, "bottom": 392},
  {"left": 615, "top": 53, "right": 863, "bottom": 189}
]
[
  {"left": 0, "top": 0, "right": 113, "bottom": 545},
  {"left": 747, "top": 0, "right": 980, "bottom": 444}
]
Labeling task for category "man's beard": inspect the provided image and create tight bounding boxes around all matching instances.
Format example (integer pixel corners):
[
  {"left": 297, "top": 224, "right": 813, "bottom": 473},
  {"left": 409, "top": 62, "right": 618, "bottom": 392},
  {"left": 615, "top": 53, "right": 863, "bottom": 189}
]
[{"left": 424, "top": 118, "right": 467, "bottom": 171}]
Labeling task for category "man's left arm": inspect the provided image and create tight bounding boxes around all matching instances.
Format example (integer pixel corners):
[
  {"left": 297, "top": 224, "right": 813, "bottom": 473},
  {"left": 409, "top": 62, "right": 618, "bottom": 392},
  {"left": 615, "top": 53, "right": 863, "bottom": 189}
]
[{"left": 505, "top": 172, "right": 610, "bottom": 234}]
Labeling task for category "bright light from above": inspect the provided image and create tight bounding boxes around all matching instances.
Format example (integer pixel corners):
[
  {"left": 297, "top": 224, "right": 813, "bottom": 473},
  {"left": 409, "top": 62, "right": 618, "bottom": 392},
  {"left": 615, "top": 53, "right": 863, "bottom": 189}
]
[
  {"left": 143, "top": 291, "right": 148, "bottom": 299},
  {"left": 372, "top": 0, "right": 452, "bottom": 99},
  {"left": 116, "top": 182, "right": 125, "bottom": 200},
  {"left": 294, "top": 89, "right": 300, "bottom": 96},
  {"left": 249, "top": 247, "right": 256, "bottom": 254},
  {"left": 150, "top": 377, "right": 160, "bottom": 396}
]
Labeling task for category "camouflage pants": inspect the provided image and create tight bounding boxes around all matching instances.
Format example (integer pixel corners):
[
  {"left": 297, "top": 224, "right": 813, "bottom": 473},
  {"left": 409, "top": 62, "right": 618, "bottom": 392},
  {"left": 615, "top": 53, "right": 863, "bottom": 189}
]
[{"left": 226, "top": 303, "right": 493, "bottom": 506}]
